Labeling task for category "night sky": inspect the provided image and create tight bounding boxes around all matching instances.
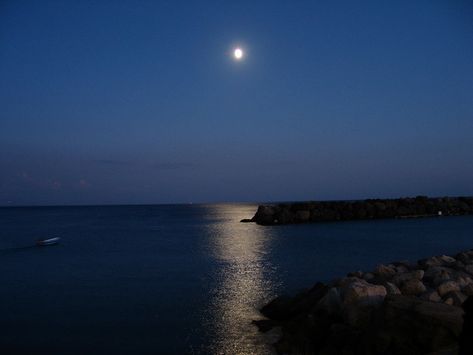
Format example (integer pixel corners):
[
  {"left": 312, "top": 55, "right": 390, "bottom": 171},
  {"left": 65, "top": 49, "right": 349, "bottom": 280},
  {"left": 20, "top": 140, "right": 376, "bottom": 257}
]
[{"left": 1, "top": 1, "right": 472, "bottom": 205}]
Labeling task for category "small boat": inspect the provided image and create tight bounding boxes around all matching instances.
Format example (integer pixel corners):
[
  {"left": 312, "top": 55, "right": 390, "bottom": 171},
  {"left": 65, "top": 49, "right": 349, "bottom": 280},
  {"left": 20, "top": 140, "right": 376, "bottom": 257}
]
[{"left": 36, "top": 237, "right": 61, "bottom": 246}]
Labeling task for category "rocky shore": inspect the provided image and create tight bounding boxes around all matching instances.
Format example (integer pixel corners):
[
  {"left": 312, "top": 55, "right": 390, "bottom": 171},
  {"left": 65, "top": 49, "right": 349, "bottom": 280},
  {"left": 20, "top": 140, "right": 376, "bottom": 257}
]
[
  {"left": 243, "top": 196, "right": 473, "bottom": 225},
  {"left": 255, "top": 249, "right": 473, "bottom": 354}
]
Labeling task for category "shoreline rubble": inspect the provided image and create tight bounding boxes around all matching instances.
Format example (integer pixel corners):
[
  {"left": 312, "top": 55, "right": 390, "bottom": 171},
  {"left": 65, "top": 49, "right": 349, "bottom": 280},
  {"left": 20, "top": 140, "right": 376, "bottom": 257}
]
[{"left": 255, "top": 249, "right": 473, "bottom": 354}]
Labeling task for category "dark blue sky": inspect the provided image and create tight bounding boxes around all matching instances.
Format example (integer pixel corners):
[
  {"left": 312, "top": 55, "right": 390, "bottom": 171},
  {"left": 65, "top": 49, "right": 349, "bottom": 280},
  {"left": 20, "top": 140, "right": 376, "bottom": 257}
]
[{"left": 1, "top": 0, "right": 472, "bottom": 205}]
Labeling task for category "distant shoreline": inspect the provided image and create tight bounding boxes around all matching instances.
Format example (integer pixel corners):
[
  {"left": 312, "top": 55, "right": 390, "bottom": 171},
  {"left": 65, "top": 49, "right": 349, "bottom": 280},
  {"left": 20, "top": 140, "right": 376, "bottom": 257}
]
[{"left": 243, "top": 196, "right": 473, "bottom": 225}]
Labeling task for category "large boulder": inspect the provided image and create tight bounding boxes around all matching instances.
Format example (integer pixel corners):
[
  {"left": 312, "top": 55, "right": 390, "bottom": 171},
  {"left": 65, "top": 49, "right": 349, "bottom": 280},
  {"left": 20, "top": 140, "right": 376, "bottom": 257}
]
[
  {"left": 341, "top": 279, "right": 387, "bottom": 306},
  {"left": 260, "top": 282, "right": 328, "bottom": 321},
  {"left": 373, "top": 295, "right": 464, "bottom": 354},
  {"left": 401, "top": 279, "right": 427, "bottom": 296},
  {"left": 438, "top": 281, "right": 461, "bottom": 297},
  {"left": 374, "top": 264, "right": 396, "bottom": 279},
  {"left": 392, "top": 269, "right": 424, "bottom": 287},
  {"left": 384, "top": 282, "right": 401, "bottom": 295}
]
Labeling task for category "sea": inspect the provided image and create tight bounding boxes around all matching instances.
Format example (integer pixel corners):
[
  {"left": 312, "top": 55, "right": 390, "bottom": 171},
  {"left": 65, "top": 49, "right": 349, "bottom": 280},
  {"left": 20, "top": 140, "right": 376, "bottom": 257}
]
[{"left": 1, "top": 203, "right": 472, "bottom": 354}]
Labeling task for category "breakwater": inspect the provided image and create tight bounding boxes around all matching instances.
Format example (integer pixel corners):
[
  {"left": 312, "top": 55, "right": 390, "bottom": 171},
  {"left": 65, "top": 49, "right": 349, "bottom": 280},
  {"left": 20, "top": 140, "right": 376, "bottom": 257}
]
[
  {"left": 255, "top": 248, "right": 473, "bottom": 354},
  {"left": 244, "top": 196, "right": 473, "bottom": 225}
]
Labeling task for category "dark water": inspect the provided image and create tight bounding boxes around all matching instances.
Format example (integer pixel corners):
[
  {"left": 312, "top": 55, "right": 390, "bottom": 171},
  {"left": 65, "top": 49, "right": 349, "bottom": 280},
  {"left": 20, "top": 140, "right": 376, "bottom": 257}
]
[{"left": 1, "top": 204, "right": 472, "bottom": 354}]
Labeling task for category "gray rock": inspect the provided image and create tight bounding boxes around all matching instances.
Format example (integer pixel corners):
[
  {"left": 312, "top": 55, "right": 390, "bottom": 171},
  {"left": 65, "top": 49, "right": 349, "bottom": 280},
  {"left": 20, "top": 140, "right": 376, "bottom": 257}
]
[
  {"left": 456, "top": 252, "right": 471, "bottom": 264},
  {"left": 380, "top": 295, "right": 464, "bottom": 353},
  {"left": 424, "top": 266, "right": 455, "bottom": 285},
  {"left": 457, "top": 276, "right": 473, "bottom": 289},
  {"left": 260, "top": 282, "right": 329, "bottom": 321},
  {"left": 463, "top": 283, "right": 473, "bottom": 296},
  {"left": 341, "top": 279, "right": 387, "bottom": 306},
  {"left": 374, "top": 264, "right": 396, "bottom": 279},
  {"left": 392, "top": 260, "right": 413, "bottom": 270},
  {"left": 392, "top": 269, "right": 424, "bottom": 286},
  {"left": 385, "top": 281, "right": 401, "bottom": 295},
  {"left": 346, "top": 271, "right": 363, "bottom": 278},
  {"left": 317, "top": 287, "right": 342, "bottom": 314},
  {"left": 420, "top": 290, "right": 442, "bottom": 302},
  {"left": 432, "top": 270, "right": 451, "bottom": 287},
  {"left": 443, "top": 291, "right": 467, "bottom": 307},
  {"left": 439, "top": 255, "right": 456, "bottom": 264},
  {"left": 341, "top": 303, "right": 376, "bottom": 328},
  {"left": 253, "top": 205, "right": 277, "bottom": 225},
  {"left": 363, "top": 272, "right": 374, "bottom": 281},
  {"left": 419, "top": 256, "right": 443, "bottom": 268},
  {"left": 437, "top": 281, "right": 460, "bottom": 297},
  {"left": 395, "top": 265, "right": 409, "bottom": 273},
  {"left": 333, "top": 276, "right": 361, "bottom": 288},
  {"left": 401, "top": 279, "right": 427, "bottom": 296},
  {"left": 465, "top": 264, "right": 473, "bottom": 275},
  {"left": 444, "top": 297, "right": 454, "bottom": 306}
]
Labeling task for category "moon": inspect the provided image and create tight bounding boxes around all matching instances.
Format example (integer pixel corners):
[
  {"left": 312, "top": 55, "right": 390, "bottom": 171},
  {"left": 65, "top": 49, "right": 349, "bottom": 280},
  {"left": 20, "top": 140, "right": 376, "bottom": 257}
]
[{"left": 233, "top": 48, "right": 243, "bottom": 60}]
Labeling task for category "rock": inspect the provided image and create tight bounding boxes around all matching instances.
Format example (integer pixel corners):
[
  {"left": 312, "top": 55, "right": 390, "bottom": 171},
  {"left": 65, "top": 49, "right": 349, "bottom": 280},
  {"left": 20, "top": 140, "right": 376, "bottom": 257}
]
[
  {"left": 261, "top": 282, "right": 329, "bottom": 320},
  {"left": 444, "top": 291, "right": 467, "bottom": 307},
  {"left": 401, "top": 279, "right": 427, "bottom": 296},
  {"left": 395, "top": 265, "right": 409, "bottom": 273},
  {"left": 374, "top": 264, "right": 396, "bottom": 279},
  {"left": 432, "top": 270, "right": 451, "bottom": 287},
  {"left": 341, "top": 303, "right": 377, "bottom": 328},
  {"left": 463, "top": 284, "right": 473, "bottom": 297},
  {"left": 457, "top": 277, "right": 473, "bottom": 289},
  {"left": 456, "top": 252, "right": 471, "bottom": 264},
  {"left": 419, "top": 256, "right": 443, "bottom": 268},
  {"left": 252, "top": 319, "right": 279, "bottom": 332},
  {"left": 316, "top": 287, "right": 342, "bottom": 314},
  {"left": 454, "top": 261, "right": 466, "bottom": 270},
  {"left": 347, "top": 270, "right": 363, "bottom": 278},
  {"left": 392, "top": 269, "right": 424, "bottom": 286},
  {"left": 341, "top": 279, "right": 387, "bottom": 306},
  {"left": 439, "top": 255, "right": 456, "bottom": 264},
  {"left": 257, "top": 246, "right": 473, "bottom": 355},
  {"left": 379, "top": 295, "right": 464, "bottom": 354},
  {"left": 465, "top": 265, "right": 473, "bottom": 275},
  {"left": 240, "top": 218, "right": 253, "bottom": 223},
  {"left": 459, "top": 296, "right": 473, "bottom": 354},
  {"left": 333, "top": 276, "right": 361, "bottom": 288},
  {"left": 444, "top": 298, "right": 454, "bottom": 306},
  {"left": 392, "top": 260, "right": 412, "bottom": 268},
  {"left": 420, "top": 290, "right": 442, "bottom": 303},
  {"left": 253, "top": 205, "right": 277, "bottom": 225},
  {"left": 438, "top": 281, "right": 461, "bottom": 297},
  {"left": 385, "top": 282, "right": 402, "bottom": 295}
]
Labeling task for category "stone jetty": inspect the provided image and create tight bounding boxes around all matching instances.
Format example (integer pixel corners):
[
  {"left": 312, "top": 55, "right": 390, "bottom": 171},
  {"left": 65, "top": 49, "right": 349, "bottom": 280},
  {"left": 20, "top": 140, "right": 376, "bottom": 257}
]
[
  {"left": 255, "top": 249, "right": 473, "bottom": 354},
  {"left": 243, "top": 196, "right": 473, "bottom": 225}
]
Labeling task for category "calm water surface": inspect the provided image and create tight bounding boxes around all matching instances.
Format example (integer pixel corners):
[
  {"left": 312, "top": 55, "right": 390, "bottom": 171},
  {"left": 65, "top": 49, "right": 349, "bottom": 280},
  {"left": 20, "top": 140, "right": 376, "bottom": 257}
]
[{"left": 1, "top": 204, "right": 472, "bottom": 354}]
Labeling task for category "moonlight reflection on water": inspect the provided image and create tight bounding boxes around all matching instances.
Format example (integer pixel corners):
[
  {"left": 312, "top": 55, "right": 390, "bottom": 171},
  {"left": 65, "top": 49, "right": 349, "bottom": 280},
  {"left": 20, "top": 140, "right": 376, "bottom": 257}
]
[{"left": 203, "top": 205, "right": 280, "bottom": 354}]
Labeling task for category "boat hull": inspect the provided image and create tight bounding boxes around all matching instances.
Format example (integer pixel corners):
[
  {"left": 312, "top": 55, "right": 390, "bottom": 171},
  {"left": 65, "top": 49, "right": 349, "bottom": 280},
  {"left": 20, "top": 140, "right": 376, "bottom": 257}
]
[{"left": 36, "top": 237, "right": 60, "bottom": 246}]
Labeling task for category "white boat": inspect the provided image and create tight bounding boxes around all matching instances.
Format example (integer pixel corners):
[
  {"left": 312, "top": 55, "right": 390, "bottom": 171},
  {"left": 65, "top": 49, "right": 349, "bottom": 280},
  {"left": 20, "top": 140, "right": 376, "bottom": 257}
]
[{"left": 36, "top": 237, "right": 61, "bottom": 246}]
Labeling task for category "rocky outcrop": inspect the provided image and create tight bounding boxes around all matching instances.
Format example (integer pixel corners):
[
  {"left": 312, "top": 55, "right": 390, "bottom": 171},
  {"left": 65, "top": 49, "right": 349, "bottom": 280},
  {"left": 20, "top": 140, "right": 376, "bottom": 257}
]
[
  {"left": 244, "top": 196, "right": 473, "bottom": 225},
  {"left": 255, "top": 248, "right": 473, "bottom": 354}
]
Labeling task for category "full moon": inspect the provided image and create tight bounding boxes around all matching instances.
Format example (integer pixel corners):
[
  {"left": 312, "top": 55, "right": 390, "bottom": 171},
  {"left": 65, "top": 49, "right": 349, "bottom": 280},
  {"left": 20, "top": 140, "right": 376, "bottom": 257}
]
[{"left": 234, "top": 48, "right": 243, "bottom": 60}]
